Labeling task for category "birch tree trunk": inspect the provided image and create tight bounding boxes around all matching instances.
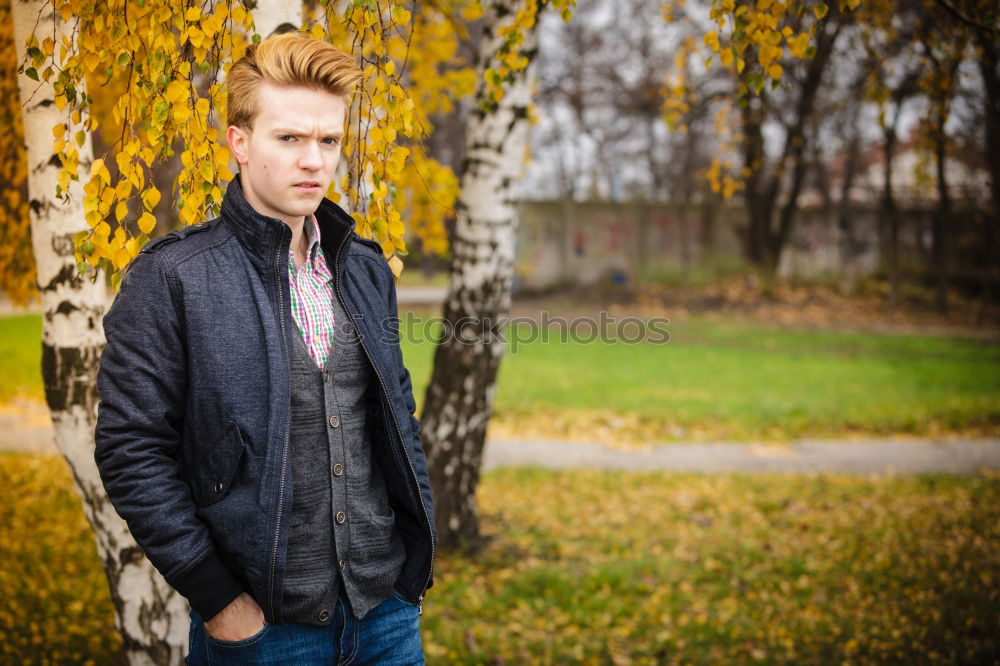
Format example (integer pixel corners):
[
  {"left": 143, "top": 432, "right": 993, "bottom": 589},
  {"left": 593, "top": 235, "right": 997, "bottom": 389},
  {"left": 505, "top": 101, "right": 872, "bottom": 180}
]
[
  {"left": 12, "top": 3, "right": 188, "bottom": 664},
  {"left": 420, "top": 0, "right": 542, "bottom": 549},
  {"left": 251, "top": 0, "right": 300, "bottom": 37}
]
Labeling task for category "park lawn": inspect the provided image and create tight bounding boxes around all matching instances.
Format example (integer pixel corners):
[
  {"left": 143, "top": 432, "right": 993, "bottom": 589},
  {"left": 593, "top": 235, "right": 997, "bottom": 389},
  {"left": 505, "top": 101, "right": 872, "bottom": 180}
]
[
  {"left": 1, "top": 453, "right": 997, "bottom": 664},
  {"left": 2, "top": 311, "right": 999, "bottom": 441},
  {"left": 400, "top": 313, "right": 1000, "bottom": 441},
  {"left": 0, "top": 314, "right": 43, "bottom": 403}
]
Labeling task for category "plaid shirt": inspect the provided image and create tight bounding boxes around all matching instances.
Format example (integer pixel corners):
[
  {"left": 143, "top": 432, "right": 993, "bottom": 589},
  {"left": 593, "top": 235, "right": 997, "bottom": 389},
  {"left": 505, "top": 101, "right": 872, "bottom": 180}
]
[{"left": 288, "top": 215, "right": 335, "bottom": 370}]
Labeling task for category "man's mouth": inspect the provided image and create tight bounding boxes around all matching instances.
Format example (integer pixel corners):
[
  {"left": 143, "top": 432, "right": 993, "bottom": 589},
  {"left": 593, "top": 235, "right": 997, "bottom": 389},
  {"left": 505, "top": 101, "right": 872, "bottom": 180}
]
[{"left": 294, "top": 182, "right": 321, "bottom": 190}]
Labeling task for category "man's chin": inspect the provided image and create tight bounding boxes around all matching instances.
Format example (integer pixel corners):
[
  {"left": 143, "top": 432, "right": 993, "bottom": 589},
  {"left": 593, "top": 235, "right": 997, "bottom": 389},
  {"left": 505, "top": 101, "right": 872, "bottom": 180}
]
[
  {"left": 285, "top": 193, "right": 325, "bottom": 215},
  {"left": 290, "top": 185, "right": 328, "bottom": 196}
]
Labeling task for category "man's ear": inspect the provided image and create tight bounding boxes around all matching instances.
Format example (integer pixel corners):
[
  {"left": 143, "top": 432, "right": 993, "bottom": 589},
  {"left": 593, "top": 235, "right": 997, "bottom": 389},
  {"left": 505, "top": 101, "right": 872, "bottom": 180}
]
[{"left": 227, "top": 125, "right": 250, "bottom": 165}]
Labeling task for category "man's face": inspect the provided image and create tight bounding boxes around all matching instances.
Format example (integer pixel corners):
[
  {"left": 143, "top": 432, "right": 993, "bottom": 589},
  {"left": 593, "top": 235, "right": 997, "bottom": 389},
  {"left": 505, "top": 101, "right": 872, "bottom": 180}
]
[{"left": 227, "top": 81, "right": 346, "bottom": 227}]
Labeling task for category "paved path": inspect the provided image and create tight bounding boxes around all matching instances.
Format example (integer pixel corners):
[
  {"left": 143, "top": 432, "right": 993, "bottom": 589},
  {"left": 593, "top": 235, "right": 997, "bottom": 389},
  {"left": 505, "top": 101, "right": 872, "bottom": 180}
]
[
  {"left": 395, "top": 286, "right": 447, "bottom": 305},
  {"left": 3, "top": 402, "right": 998, "bottom": 475},
  {"left": 0, "top": 401, "right": 55, "bottom": 454},
  {"left": 482, "top": 437, "right": 1000, "bottom": 475}
]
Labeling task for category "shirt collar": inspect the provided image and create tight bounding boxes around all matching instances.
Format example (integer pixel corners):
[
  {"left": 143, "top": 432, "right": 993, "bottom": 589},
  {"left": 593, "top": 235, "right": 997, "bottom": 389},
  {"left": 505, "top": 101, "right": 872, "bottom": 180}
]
[
  {"left": 291, "top": 214, "right": 323, "bottom": 268},
  {"left": 221, "top": 175, "right": 358, "bottom": 280}
]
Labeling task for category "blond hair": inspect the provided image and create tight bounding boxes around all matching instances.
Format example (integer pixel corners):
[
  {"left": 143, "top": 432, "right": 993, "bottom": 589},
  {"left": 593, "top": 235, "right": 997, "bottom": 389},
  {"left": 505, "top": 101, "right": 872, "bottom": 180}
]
[{"left": 226, "top": 32, "right": 362, "bottom": 129}]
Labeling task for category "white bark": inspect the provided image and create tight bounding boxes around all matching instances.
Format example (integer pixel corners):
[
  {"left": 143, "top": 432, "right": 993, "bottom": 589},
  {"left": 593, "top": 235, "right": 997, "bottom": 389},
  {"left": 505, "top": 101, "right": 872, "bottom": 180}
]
[
  {"left": 422, "top": 0, "right": 542, "bottom": 547},
  {"left": 451, "top": 2, "right": 538, "bottom": 305},
  {"left": 252, "top": 0, "right": 301, "bottom": 38},
  {"left": 12, "top": 2, "right": 188, "bottom": 664}
]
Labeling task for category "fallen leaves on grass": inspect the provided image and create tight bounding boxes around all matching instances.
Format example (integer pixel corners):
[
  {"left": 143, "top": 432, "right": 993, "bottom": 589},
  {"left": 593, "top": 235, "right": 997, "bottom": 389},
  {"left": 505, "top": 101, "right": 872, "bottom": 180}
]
[
  {"left": 486, "top": 407, "right": 999, "bottom": 449},
  {"left": 421, "top": 468, "right": 1000, "bottom": 664},
  {"left": 627, "top": 273, "right": 999, "bottom": 335},
  {"left": 486, "top": 407, "right": 744, "bottom": 449},
  {"left": 486, "top": 408, "right": 687, "bottom": 449},
  {"left": 0, "top": 454, "right": 122, "bottom": 664},
  {"left": 1, "top": 455, "right": 998, "bottom": 664}
]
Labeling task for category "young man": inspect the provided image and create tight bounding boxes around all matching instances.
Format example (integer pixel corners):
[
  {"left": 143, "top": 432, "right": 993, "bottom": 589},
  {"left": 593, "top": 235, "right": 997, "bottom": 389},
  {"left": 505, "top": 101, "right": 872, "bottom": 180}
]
[{"left": 94, "top": 32, "right": 436, "bottom": 664}]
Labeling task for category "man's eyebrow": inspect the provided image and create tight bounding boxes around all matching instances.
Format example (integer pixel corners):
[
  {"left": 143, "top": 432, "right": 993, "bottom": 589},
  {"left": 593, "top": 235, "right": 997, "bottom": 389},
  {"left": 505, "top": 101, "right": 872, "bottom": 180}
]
[{"left": 273, "top": 127, "right": 344, "bottom": 136}]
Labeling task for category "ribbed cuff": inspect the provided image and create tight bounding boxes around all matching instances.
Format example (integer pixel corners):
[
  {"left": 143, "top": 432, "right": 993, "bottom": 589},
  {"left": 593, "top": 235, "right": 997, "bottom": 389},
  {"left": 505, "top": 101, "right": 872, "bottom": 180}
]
[{"left": 170, "top": 553, "right": 246, "bottom": 621}]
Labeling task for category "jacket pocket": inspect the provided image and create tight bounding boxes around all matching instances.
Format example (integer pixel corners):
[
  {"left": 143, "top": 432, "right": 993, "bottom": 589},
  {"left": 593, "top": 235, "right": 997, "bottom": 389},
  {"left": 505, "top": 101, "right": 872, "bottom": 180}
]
[{"left": 189, "top": 421, "right": 247, "bottom": 507}]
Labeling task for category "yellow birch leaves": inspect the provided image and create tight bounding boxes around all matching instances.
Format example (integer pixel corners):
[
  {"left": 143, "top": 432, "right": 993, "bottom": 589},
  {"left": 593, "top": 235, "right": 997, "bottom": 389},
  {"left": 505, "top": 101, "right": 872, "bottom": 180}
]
[
  {"left": 484, "top": 0, "right": 576, "bottom": 111},
  {"left": 14, "top": 0, "right": 577, "bottom": 289},
  {"left": 703, "top": 0, "right": 837, "bottom": 93},
  {"left": 22, "top": 0, "right": 252, "bottom": 288},
  {"left": 0, "top": 0, "right": 35, "bottom": 306},
  {"left": 662, "top": 0, "right": 857, "bottom": 199}
]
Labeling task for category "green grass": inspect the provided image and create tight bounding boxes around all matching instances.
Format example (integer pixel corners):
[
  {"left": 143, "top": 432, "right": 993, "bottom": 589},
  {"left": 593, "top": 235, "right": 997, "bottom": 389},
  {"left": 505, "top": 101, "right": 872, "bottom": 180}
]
[
  {"left": 4, "top": 311, "right": 999, "bottom": 440},
  {"left": 2, "top": 454, "right": 997, "bottom": 664},
  {"left": 396, "top": 269, "right": 450, "bottom": 288},
  {"left": 0, "top": 314, "right": 43, "bottom": 402},
  {"left": 635, "top": 256, "right": 748, "bottom": 287},
  {"left": 399, "top": 313, "right": 1000, "bottom": 440}
]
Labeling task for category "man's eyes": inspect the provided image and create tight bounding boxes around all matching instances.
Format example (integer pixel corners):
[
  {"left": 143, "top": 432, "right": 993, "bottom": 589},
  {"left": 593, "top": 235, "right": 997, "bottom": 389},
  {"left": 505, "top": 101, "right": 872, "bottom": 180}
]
[{"left": 277, "top": 135, "right": 340, "bottom": 145}]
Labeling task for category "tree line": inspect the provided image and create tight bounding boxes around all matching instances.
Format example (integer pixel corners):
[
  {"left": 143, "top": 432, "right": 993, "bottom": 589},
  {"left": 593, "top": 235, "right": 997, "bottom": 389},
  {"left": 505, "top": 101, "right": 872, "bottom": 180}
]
[{"left": 525, "top": 0, "right": 998, "bottom": 311}]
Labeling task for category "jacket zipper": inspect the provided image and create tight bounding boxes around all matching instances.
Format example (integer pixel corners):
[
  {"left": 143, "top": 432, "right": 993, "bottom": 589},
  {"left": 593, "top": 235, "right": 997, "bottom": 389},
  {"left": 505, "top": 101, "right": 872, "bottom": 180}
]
[
  {"left": 332, "top": 234, "right": 436, "bottom": 600},
  {"left": 267, "top": 228, "right": 293, "bottom": 624}
]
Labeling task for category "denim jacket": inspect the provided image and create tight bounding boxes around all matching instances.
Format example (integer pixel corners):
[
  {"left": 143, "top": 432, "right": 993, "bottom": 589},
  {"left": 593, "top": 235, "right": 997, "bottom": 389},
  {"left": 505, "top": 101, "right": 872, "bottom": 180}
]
[{"left": 94, "top": 177, "right": 436, "bottom": 624}]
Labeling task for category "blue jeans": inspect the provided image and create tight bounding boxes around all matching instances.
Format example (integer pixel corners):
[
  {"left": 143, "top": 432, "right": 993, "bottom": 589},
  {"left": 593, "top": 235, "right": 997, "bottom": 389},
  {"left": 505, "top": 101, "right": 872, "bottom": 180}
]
[{"left": 186, "top": 591, "right": 424, "bottom": 665}]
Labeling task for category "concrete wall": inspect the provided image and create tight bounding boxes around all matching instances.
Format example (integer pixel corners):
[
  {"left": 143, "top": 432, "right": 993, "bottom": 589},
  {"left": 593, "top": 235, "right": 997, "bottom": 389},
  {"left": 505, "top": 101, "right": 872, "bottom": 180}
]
[{"left": 512, "top": 199, "right": 935, "bottom": 290}]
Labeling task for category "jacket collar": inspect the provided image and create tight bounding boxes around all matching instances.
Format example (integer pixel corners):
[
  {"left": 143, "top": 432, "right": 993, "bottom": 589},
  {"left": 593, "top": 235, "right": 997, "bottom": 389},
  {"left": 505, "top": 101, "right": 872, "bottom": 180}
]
[{"left": 221, "top": 174, "right": 356, "bottom": 279}]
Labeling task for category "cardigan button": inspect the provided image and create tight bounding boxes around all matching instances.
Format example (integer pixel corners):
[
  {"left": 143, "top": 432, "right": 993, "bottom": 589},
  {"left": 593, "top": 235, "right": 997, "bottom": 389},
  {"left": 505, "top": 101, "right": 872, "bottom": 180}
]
[
  {"left": 213, "top": 482, "right": 223, "bottom": 493},
  {"left": 318, "top": 609, "right": 330, "bottom": 622},
  {"left": 328, "top": 415, "right": 340, "bottom": 428},
  {"left": 332, "top": 463, "right": 344, "bottom": 477},
  {"left": 336, "top": 511, "right": 346, "bottom": 524}
]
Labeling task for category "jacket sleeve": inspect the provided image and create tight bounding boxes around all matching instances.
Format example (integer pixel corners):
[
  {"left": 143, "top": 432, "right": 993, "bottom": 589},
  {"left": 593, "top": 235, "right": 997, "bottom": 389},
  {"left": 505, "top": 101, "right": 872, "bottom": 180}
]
[
  {"left": 94, "top": 250, "right": 245, "bottom": 620},
  {"left": 382, "top": 263, "right": 439, "bottom": 553}
]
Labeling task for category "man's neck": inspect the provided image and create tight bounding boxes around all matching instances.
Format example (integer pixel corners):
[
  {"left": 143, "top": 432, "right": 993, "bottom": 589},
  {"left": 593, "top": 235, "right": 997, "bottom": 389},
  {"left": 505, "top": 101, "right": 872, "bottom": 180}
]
[{"left": 285, "top": 216, "right": 309, "bottom": 270}]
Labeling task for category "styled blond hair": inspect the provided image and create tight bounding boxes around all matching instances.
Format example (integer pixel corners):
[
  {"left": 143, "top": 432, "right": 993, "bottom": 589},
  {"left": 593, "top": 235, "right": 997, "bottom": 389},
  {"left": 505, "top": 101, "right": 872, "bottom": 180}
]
[{"left": 226, "top": 32, "right": 362, "bottom": 129}]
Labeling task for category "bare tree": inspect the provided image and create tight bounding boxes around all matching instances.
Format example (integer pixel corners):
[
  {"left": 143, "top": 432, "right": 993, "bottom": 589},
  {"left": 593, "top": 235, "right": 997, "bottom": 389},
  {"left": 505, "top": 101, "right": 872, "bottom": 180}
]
[
  {"left": 915, "top": 6, "right": 968, "bottom": 312},
  {"left": 858, "top": 6, "right": 924, "bottom": 308},
  {"left": 740, "top": 6, "right": 846, "bottom": 280}
]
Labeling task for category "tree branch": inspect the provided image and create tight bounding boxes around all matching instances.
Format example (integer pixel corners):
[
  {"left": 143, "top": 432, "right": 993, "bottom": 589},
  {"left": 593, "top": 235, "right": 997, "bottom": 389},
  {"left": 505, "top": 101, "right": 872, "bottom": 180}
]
[{"left": 933, "top": 0, "right": 998, "bottom": 36}]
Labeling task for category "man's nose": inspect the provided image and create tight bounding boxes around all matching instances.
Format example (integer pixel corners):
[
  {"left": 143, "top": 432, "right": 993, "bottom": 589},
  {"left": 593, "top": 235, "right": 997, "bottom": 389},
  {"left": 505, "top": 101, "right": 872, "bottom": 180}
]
[{"left": 299, "top": 141, "right": 323, "bottom": 169}]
